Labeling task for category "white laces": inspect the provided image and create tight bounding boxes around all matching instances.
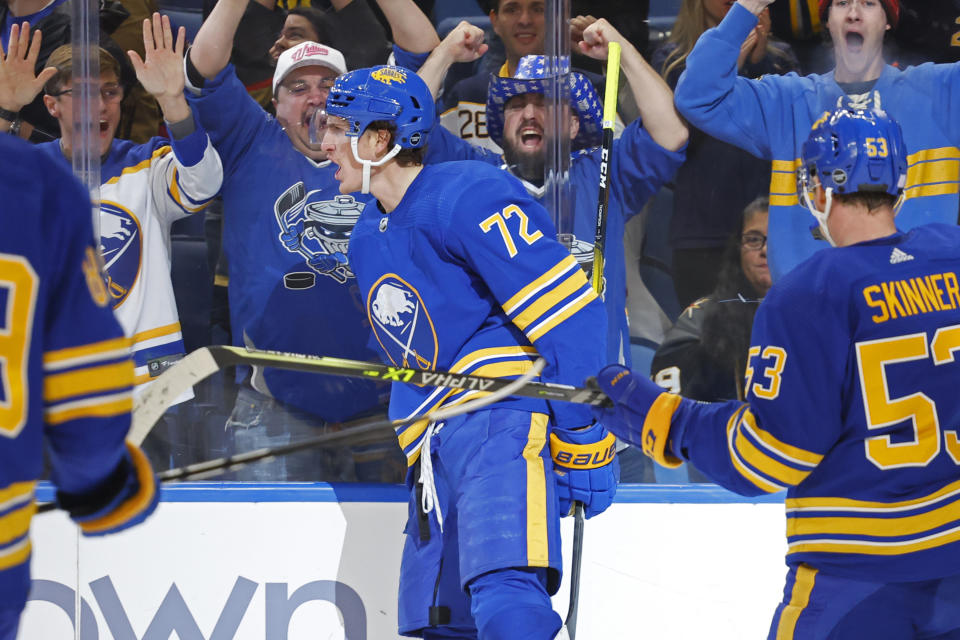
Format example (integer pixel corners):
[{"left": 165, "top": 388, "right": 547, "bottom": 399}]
[{"left": 418, "top": 421, "right": 445, "bottom": 532}]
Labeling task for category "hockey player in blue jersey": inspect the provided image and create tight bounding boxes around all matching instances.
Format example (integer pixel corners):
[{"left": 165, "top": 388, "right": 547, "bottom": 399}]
[
  {"left": 322, "top": 65, "right": 617, "bottom": 639},
  {"left": 408, "top": 19, "right": 687, "bottom": 368},
  {"left": 0, "top": 135, "right": 159, "bottom": 640},
  {"left": 674, "top": 0, "right": 960, "bottom": 281},
  {"left": 595, "top": 107, "right": 960, "bottom": 638}
]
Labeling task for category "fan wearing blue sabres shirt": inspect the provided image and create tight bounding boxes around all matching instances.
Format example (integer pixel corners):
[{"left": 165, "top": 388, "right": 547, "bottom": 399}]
[
  {"left": 322, "top": 65, "right": 616, "bottom": 639},
  {"left": 674, "top": 0, "right": 960, "bottom": 281},
  {"left": 0, "top": 135, "right": 158, "bottom": 640},
  {"left": 408, "top": 18, "right": 687, "bottom": 368},
  {"left": 595, "top": 107, "right": 960, "bottom": 638}
]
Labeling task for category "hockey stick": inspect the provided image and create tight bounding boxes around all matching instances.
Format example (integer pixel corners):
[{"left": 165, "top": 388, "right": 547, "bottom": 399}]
[
  {"left": 565, "top": 41, "right": 622, "bottom": 640},
  {"left": 127, "top": 345, "right": 610, "bottom": 446},
  {"left": 587, "top": 41, "right": 621, "bottom": 296},
  {"left": 36, "top": 357, "right": 552, "bottom": 511}
]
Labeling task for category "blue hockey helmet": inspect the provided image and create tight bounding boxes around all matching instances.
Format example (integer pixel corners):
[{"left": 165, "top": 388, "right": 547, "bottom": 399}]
[
  {"left": 797, "top": 106, "right": 907, "bottom": 245},
  {"left": 325, "top": 65, "right": 435, "bottom": 150}
]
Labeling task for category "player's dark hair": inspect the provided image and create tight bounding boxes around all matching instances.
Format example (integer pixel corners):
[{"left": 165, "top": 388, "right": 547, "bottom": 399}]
[
  {"left": 832, "top": 190, "right": 898, "bottom": 212},
  {"left": 368, "top": 119, "right": 426, "bottom": 166},
  {"left": 44, "top": 45, "right": 122, "bottom": 96},
  {"left": 700, "top": 196, "right": 769, "bottom": 400}
]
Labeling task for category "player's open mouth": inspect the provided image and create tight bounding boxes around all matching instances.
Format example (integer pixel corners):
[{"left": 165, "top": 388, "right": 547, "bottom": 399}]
[
  {"left": 844, "top": 31, "right": 864, "bottom": 52},
  {"left": 99, "top": 120, "right": 109, "bottom": 134},
  {"left": 515, "top": 31, "right": 537, "bottom": 44}
]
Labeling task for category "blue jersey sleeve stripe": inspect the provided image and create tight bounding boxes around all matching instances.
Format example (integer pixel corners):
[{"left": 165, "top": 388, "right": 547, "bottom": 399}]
[
  {"left": 0, "top": 536, "right": 30, "bottom": 571},
  {"left": 741, "top": 410, "right": 823, "bottom": 467},
  {"left": 734, "top": 424, "right": 813, "bottom": 487},
  {"left": 502, "top": 255, "right": 579, "bottom": 315},
  {"left": 511, "top": 270, "right": 589, "bottom": 331},
  {"left": 43, "top": 360, "right": 133, "bottom": 404},
  {"left": 43, "top": 336, "right": 132, "bottom": 372},
  {"left": 0, "top": 500, "right": 34, "bottom": 547},
  {"left": 0, "top": 482, "right": 35, "bottom": 514},
  {"left": 525, "top": 286, "right": 597, "bottom": 343},
  {"left": 45, "top": 392, "right": 133, "bottom": 425},
  {"left": 724, "top": 407, "right": 786, "bottom": 494}
]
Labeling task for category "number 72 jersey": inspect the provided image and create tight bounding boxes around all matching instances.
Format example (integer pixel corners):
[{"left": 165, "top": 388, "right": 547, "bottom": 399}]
[{"left": 676, "top": 224, "right": 960, "bottom": 582}]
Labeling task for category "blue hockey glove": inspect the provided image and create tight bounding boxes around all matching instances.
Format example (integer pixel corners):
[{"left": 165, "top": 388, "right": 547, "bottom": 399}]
[
  {"left": 593, "top": 364, "right": 684, "bottom": 468},
  {"left": 57, "top": 442, "right": 159, "bottom": 536},
  {"left": 550, "top": 422, "right": 619, "bottom": 518},
  {"left": 279, "top": 228, "right": 302, "bottom": 251},
  {"left": 308, "top": 251, "right": 347, "bottom": 274}
]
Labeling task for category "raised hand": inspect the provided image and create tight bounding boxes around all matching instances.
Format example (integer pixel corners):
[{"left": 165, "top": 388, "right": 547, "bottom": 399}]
[
  {"left": 570, "top": 14, "right": 598, "bottom": 49},
  {"left": 440, "top": 21, "right": 488, "bottom": 64},
  {"left": 0, "top": 23, "right": 56, "bottom": 114},
  {"left": 576, "top": 18, "right": 627, "bottom": 61},
  {"left": 128, "top": 13, "right": 186, "bottom": 101}
]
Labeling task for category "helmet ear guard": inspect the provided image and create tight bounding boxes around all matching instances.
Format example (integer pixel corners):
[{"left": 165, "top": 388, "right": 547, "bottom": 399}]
[{"left": 797, "top": 107, "right": 907, "bottom": 246}]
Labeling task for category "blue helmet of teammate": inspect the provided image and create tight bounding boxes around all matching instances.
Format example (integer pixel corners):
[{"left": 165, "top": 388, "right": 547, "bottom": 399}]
[
  {"left": 798, "top": 107, "right": 907, "bottom": 245},
  {"left": 326, "top": 65, "right": 434, "bottom": 150}
]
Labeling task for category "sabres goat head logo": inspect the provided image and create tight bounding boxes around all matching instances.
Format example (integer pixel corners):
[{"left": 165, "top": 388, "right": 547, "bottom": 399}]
[
  {"left": 98, "top": 202, "right": 142, "bottom": 307},
  {"left": 371, "top": 67, "right": 407, "bottom": 86}
]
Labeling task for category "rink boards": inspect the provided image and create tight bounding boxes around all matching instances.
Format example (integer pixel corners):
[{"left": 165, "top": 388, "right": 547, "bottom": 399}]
[{"left": 23, "top": 483, "right": 787, "bottom": 639}]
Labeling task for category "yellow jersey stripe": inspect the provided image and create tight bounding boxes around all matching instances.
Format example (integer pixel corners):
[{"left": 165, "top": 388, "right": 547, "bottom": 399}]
[
  {"left": 787, "top": 477, "right": 960, "bottom": 512},
  {"left": 46, "top": 394, "right": 132, "bottom": 425},
  {"left": 787, "top": 498, "right": 960, "bottom": 538},
  {"left": 448, "top": 346, "right": 539, "bottom": 374},
  {"left": 524, "top": 413, "right": 550, "bottom": 566},
  {"left": 0, "top": 537, "right": 31, "bottom": 572},
  {"left": 788, "top": 524, "right": 960, "bottom": 556},
  {"left": 905, "top": 183, "right": 959, "bottom": 199},
  {"left": 503, "top": 255, "right": 579, "bottom": 315},
  {"left": 775, "top": 565, "right": 816, "bottom": 640},
  {"left": 771, "top": 158, "right": 801, "bottom": 172},
  {"left": 104, "top": 146, "right": 171, "bottom": 185},
  {"left": 734, "top": 428, "right": 811, "bottom": 487},
  {"left": 526, "top": 287, "right": 597, "bottom": 343},
  {"left": 0, "top": 501, "right": 35, "bottom": 545},
  {"left": 44, "top": 360, "right": 133, "bottom": 403},
  {"left": 740, "top": 410, "right": 823, "bottom": 467},
  {"left": 512, "top": 270, "right": 589, "bottom": 332},
  {"left": 0, "top": 482, "right": 36, "bottom": 512},
  {"left": 169, "top": 169, "right": 213, "bottom": 213},
  {"left": 43, "top": 336, "right": 131, "bottom": 371},
  {"left": 132, "top": 322, "right": 182, "bottom": 345},
  {"left": 770, "top": 194, "right": 799, "bottom": 207},
  {"left": 906, "top": 146, "right": 960, "bottom": 165},
  {"left": 726, "top": 407, "right": 784, "bottom": 494}
]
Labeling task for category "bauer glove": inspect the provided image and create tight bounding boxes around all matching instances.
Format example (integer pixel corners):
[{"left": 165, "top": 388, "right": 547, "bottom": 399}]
[
  {"left": 56, "top": 441, "right": 159, "bottom": 536},
  {"left": 550, "top": 421, "right": 619, "bottom": 518},
  {"left": 593, "top": 364, "right": 684, "bottom": 468}
]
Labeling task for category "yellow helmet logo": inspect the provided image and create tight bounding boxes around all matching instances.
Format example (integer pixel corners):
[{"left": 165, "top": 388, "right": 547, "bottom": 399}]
[{"left": 371, "top": 67, "right": 407, "bottom": 86}]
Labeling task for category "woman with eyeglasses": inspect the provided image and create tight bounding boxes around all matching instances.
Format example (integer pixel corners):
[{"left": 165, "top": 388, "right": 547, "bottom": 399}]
[{"left": 649, "top": 195, "right": 770, "bottom": 438}]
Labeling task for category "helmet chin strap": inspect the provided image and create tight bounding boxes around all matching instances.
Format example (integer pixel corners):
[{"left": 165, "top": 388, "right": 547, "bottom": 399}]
[
  {"left": 350, "top": 136, "right": 402, "bottom": 194},
  {"left": 801, "top": 185, "right": 838, "bottom": 247}
]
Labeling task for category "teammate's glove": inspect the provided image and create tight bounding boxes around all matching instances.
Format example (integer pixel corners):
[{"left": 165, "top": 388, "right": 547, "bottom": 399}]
[
  {"left": 593, "top": 364, "right": 684, "bottom": 468},
  {"left": 550, "top": 422, "right": 619, "bottom": 518},
  {"left": 57, "top": 442, "right": 160, "bottom": 536},
  {"left": 308, "top": 251, "right": 347, "bottom": 274},
  {"left": 279, "top": 228, "right": 302, "bottom": 251}
]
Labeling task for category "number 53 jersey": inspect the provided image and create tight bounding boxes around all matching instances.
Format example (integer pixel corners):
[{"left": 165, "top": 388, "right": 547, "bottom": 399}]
[
  {"left": 674, "top": 223, "right": 960, "bottom": 581},
  {"left": 348, "top": 161, "right": 607, "bottom": 467}
]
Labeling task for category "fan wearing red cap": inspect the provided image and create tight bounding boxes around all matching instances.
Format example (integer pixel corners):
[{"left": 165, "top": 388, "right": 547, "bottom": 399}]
[{"left": 672, "top": 0, "right": 960, "bottom": 284}]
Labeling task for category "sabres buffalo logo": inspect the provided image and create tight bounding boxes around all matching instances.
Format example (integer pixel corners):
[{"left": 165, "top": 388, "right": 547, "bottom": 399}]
[
  {"left": 98, "top": 201, "right": 142, "bottom": 307},
  {"left": 367, "top": 275, "right": 437, "bottom": 370},
  {"left": 371, "top": 67, "right": 407, "bottom": 86}
]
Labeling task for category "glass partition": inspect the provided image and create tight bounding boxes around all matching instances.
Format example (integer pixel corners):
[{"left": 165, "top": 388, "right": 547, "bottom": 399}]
[{"left": 48, "top": 0, "right": 754, "bottom": 486}]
